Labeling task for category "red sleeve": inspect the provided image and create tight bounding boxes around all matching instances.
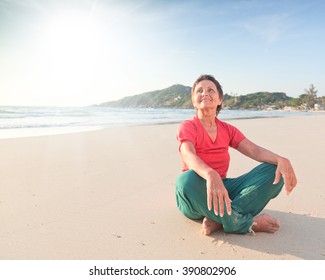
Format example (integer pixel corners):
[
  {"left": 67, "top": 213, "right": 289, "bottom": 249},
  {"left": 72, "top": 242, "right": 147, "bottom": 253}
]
[
  {"left": 227, "top": 123, "right": 246, "bottom": 149},
  {"left": 176, "top": 120, "right": 197, "bottom": 151}
]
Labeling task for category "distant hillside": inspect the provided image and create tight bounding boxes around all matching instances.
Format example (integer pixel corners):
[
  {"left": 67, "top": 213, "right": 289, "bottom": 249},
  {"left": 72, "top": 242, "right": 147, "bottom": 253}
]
[
  {"left": 223, "top": 91, "right": 291, "bottom": 109},
  {"left": 97, "top": 84, "right": 193, "bottom": 109},
  {"left": 95, "top": 84, "right": 294, "bottom": 109}
]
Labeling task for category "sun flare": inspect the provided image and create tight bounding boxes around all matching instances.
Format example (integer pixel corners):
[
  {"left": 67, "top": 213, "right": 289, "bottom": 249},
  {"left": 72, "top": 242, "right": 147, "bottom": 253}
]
[
  {"left": 27, "top": 11, "right": 115, "bottom": 104},
  {"left": 44, "top": 12, "right": 104, "bottom": 68}
]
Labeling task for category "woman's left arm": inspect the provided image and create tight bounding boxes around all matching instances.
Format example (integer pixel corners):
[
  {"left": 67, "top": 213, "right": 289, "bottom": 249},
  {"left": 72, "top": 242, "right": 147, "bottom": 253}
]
[{"left": 237, "top": 138, "right": 297, "bottom": 195}]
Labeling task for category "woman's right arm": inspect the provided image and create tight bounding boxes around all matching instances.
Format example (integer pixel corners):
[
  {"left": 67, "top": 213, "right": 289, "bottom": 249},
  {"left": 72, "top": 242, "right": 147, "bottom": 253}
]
[{"left": 180, "top": 141, "right": 232, "bottom": 217}]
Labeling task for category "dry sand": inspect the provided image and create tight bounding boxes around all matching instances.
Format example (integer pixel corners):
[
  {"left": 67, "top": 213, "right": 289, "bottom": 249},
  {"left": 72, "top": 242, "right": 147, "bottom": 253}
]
[{"left": 1, "top": 114, "right": 324, "bottom": 260}]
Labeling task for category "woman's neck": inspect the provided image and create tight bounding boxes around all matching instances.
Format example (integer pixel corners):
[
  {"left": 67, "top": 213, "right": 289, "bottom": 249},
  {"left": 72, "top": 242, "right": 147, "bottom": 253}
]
[{"left": 197, "top": 110, "right": 216, "bottom": 127}]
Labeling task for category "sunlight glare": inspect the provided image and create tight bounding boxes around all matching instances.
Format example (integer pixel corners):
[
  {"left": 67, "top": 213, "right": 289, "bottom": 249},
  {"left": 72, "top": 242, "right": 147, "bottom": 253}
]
[
  {"left": 32, "top": 11, "right": 115, "bottom": 105},
  {"left": 45, "top": 12, "right": 103, "bottom": 71}
]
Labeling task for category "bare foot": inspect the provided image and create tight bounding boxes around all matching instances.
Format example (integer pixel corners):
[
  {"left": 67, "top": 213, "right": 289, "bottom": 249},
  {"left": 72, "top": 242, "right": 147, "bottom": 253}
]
[
  {"left": 252, "top": 214, "right": 280, "bottom": 233},
  {"left": 202, "top": 217, "right": 223, "bottom": 236}
]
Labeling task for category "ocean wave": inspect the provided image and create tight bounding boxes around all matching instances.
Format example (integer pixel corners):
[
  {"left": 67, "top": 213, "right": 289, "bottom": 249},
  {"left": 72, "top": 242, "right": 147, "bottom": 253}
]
[{"left": 0, "top": 106, "right": 315, "bottom": 131}]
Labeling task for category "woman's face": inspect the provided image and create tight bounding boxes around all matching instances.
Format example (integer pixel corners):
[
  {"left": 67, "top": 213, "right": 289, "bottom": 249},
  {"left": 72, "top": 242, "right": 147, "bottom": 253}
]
[{"left": 192, "top": 80, "right": 222, "bottom": 111}]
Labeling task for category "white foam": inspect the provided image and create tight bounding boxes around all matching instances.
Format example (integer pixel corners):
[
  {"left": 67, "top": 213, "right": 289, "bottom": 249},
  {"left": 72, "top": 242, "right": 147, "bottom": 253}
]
[{"left": 0, "top": 126, "right": 103, "bottom": 139}]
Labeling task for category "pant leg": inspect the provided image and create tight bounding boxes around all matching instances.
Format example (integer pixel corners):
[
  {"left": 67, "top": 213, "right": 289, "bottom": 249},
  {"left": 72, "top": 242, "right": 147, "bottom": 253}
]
[
  {"left": 175, "top": 163, "right": 284, "bottom": 234},
  {"left": 222, "top": 163, "right": 284, "bottom": 233},
  {"left": 175, "top": 169, "right": 206, "bottom": 220},
  {"left": 226, "top": 163, "right": 284, "bottom": 216}
]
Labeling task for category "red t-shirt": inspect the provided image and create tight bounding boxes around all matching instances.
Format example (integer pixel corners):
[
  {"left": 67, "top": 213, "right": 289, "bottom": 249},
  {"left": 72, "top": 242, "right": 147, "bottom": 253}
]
[{"left": 177, "top": 115, "right": 246, "bottom": 178}]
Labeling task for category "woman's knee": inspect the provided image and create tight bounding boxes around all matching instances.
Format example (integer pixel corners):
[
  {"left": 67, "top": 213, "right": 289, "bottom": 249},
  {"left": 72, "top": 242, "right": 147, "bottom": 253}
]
[
  {"left": 176, "top": 170, "right": 205, "bottom": 220},
  {"left": 254, "top": 163, "right": 276, "bottom": 179},
  {"left": 261, "top": 163, "right": 284, "bottom": 194},
  {"left": 176, "top": 170, "right": 204, "bottom": 194},
  {"left": 253, "top": 163, "right": 284, "bottom": 188}
]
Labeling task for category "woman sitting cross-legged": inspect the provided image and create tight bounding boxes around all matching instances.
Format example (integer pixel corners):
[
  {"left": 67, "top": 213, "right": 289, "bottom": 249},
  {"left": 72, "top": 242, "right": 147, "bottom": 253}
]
[{"left": 175, "top": 74, "right": 297, "bottom": 235}]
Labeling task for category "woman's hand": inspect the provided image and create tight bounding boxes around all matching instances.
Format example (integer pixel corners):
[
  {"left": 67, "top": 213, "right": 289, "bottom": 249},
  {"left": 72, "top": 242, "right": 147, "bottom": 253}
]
[
  {"left": 206, "top": 170, "right": 232, "bottom": 217},
  {"left": 273, "top": 157, "right": 297, "bottom": 195},
  {"left": 237, "top": 139, "right": 297, "bottom": 196}
]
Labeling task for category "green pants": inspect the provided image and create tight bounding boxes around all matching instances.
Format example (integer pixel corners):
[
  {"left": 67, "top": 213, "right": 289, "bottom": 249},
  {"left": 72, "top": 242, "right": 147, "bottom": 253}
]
[{"left": 176, "top": 163, "right": 284, "bottom": 234}]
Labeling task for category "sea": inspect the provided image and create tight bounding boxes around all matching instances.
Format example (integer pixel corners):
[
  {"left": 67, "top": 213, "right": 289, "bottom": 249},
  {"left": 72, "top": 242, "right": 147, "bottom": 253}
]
[{"left": 0, "top": 105, "right": 316, "bottom": 139}]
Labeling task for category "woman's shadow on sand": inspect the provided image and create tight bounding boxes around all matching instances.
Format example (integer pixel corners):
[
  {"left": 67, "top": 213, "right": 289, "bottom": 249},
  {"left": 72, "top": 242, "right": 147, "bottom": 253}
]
[{"left": 209, "top": 210, "right": 325, "bottom": 259}]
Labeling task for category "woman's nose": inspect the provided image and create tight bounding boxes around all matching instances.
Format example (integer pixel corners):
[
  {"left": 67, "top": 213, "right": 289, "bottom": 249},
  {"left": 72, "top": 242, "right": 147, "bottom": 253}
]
[{"left": 201, "top": 89, "right": 208, "bottom": 96}]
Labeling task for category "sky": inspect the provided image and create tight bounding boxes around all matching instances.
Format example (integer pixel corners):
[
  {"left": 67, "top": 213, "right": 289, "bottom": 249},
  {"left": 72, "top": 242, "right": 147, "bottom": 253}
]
[{"left": 0, "top": 0, "right": 324, "bottom": 106}]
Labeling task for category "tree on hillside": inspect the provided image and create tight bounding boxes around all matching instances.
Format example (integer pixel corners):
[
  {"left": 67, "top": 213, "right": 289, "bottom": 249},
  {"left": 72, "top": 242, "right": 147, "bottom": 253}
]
[
  {"left": 301, "top": 84, "right": 318, "bottom": 109},
  {"left": 287, "top": 98, "right": 301, "bottom": 107}
]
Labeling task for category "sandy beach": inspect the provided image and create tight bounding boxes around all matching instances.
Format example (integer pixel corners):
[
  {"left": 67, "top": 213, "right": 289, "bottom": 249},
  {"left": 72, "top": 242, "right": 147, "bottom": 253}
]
[{"left": 0, "top": 114, "right": 324, "bottom": 260}]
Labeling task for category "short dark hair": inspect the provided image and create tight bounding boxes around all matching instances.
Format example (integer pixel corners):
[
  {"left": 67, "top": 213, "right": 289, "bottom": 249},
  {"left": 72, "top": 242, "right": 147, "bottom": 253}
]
[{"left": 192, "top": 74, "right": 223, "bottom": 115}]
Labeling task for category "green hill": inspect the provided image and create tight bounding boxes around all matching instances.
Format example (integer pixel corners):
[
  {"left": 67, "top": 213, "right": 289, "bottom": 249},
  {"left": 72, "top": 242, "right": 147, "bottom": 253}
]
[
  {"left": 223, "top": 91, "right": 291, "bottom": 109},
  {"left": 95, "top": 84, "right": 294, "bottom": 109},
  {"left": 97, "top": 84, "right": 193, "bottom": 108}
]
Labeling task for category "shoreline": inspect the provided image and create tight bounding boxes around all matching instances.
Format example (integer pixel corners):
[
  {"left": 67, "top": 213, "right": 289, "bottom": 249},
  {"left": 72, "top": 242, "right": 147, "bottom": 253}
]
[{"left": 1, "top": 110, "right": 324, "bottom": 140}]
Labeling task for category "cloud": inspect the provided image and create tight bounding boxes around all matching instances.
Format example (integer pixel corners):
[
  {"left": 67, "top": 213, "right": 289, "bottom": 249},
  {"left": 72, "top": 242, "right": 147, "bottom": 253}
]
[
  {"left": 240, "top": 13, "right": 292, "bottom": 43},
  {"left": 169, "top": 49, "right": 196, "bottom": 56}
]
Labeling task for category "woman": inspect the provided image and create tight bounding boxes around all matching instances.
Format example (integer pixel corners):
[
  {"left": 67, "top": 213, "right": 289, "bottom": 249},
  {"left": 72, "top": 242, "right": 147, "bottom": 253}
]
[{"left": 176, "top": 74, "right": 297, "bottom": 235}]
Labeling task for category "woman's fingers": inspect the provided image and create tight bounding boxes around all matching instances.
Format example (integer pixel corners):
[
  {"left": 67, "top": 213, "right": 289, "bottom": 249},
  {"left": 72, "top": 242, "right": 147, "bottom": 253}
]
[
  {"left": 225, "top": 196, "right": 232, "bottom": 216},
  {"left": 273, "top": 168, "right": 282, "bottom": 184},
  {"left": 218, "top": 194, "right": 224, "bottom": 217},
  {"left": 209, "top": 188, "right": 231, "bottom": 217},
  {"left": 206, "top": 175, "right": 232, "bottom": 217},
  {"left": 284, "top": 172, "right": 297, "bottom": 195},
  {"left": 274, "top": 159, "right": 297, "bottom": 196},
  {"left": 207, "top": 190, "right": 213, "bottom": 212}
]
